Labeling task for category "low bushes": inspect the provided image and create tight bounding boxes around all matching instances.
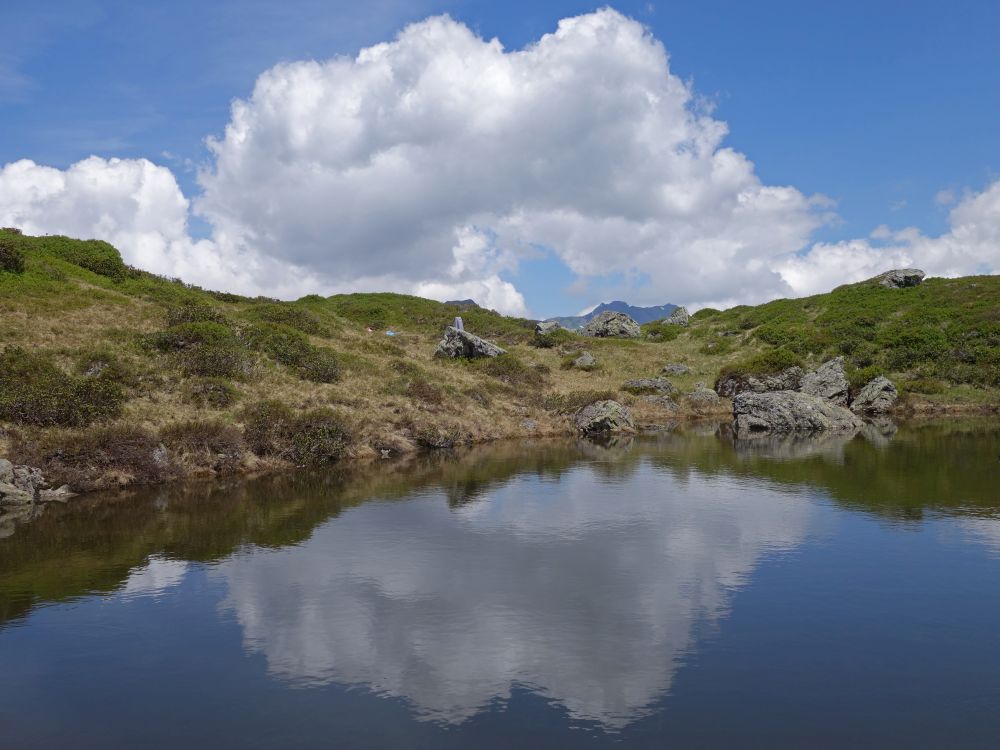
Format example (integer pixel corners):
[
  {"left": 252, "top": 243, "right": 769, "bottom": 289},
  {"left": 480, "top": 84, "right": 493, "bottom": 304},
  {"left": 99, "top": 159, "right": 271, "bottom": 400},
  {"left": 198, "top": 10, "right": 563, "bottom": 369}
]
[
  {"left": 74, "top": 348, "right": 141, "bottom": 388},
  {"left": 248, "top": 303, "right": 325, "bottom": 334},
  {"left": 10, "top": 424, "right": 171, "bottom": 491},
  {"left": 543, "top": 389, "right": 618, "bottom": 414},
  {"left": 0, "top": 347, "right": 126, "bottom": 426},
  {"left": 641, "top": 321, "right": 683, "bottom": 341},
  {"left": 468, "top": 354, "right": 546, "bottom": 387},
  {"left": 165, "top": 300, "right": 228, "bottom": 326},
  {"left": 152, "top": 322, "right": 257, "bottom": 379},
  {"left": 239, "top": 401, "right": 351, "bottom": 465},
  {"left": 530, "top": 328, "right": 575, "bottom": 348},
  {"left": 161, "top": 420, "right": 245, "bottom": 473},
  {"left": 239, "top": 323, "right": 340, "bottom": 383},
  {"left": 0, "top": 238, "right": 25, "bottom": 274},
  {"left": 184, "top": 377, "right": 240, "bottom": 409}
]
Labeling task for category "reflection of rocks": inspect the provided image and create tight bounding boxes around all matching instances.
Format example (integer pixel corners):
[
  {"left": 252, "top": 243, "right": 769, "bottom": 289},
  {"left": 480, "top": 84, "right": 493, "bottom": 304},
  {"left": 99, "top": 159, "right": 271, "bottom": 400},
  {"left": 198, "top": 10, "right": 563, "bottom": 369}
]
[
  {"left": 0, "top": 459, "right": 77, "bottom": 534},
  {"left": 732, "top": 431, "right": 857, "bottom": 461},
  {"left": 215, "top": 459, "right": 810, "bottom": 727},
  {"left": 860, "top": 416, "right": 898, "bottom": 446}
]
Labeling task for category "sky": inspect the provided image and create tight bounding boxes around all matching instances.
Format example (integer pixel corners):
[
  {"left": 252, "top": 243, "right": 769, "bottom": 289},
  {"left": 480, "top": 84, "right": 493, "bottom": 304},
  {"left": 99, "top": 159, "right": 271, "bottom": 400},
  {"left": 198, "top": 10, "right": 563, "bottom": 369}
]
[{"left": 1, "top": 0, "right": 998, "bottom": 318}]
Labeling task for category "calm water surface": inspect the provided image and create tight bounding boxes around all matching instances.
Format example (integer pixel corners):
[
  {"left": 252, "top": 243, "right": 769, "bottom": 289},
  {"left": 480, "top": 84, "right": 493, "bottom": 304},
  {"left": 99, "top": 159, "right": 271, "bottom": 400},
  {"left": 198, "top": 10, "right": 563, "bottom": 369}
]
[{"left": 1, "top": 421, "right": 999, "bottom": 749}]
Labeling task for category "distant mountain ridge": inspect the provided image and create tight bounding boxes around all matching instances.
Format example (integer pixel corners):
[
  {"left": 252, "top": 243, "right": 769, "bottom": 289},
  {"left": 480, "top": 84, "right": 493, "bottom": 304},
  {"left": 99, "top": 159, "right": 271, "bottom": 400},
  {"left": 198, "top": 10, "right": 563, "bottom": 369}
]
[{"left": 545, "top": 300, "right": 678, "bottom": 330}]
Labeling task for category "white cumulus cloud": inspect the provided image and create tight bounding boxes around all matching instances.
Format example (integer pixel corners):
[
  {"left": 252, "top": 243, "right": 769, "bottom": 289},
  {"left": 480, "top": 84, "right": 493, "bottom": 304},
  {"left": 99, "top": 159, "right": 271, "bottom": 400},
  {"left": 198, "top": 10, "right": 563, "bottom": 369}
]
[{"left": 1, "top": 9, "right": 999, "bottom": 314}]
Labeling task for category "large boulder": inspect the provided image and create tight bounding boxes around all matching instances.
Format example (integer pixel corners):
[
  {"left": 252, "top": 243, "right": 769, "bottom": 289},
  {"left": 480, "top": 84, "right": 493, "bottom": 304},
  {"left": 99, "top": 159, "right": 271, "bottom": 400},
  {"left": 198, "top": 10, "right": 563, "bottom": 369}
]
[
  {"left": 684, "top": 386, "right": 723, "bottom": 410},
  {"left": 434, "top": 326, "right": 507, "bottom": 359},
  {"left": 851, "top": 376, "right": 899, "bottom": 415},
  {"left": 622, "top": 377, "right": 676, "bottom": 395},
  {"left": 716, "top": 367, "right": 804, "bottom": 398},
  {"left": 574, "top": 400, "right": 635, "bottom": 434},
  {"left": 581, "top": 311, "right": 641, "bottom": 338},
  {"left": 733, "top": 391, "right": 862, "bottom": 435},
  {"left": 877, "top": 268, "right": 925, "bottom": 289},
  {"left": 799, "top": 357, "right": 850, "bottom": 406},
  {"left": 663, "top": 306, "right": 690, "bottom": 326},
  {"left": 535, "top": 320, "right": 561, "bottom": 335}
]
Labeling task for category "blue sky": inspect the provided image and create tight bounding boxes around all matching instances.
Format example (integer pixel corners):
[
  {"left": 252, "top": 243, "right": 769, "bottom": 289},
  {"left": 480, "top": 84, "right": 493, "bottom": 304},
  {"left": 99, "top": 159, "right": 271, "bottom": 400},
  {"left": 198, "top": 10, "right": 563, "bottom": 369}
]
[{"left": 2, "top": 0, "right": 998, "bottom": 317}]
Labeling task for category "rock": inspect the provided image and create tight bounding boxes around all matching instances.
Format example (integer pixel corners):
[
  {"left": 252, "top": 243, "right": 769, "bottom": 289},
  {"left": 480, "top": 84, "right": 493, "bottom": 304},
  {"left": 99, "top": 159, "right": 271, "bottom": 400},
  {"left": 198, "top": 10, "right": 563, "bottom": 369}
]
[
  {"left": 535, "top": 320, "right": 561, "bottom": 335},
  {"left": 572, "top": 351, "right": 597, "bottom": 369},
  {"left": 799, "top": 356, "right": 850, "bottom": 406},
  {"left": 622, "top": 377, "right": 676, "bottom": 395},
  {"left": 520, "top": 418, "right": 539, "bottom": 431},
  {"left": 12, "top": 465, "right": 46, "bottom": 495},
  {"left": 663, "top": 306, "right": 690, "bottom": 326},
  {"left": 733, "top": 391, "right": 862, "bottom": 435},
  {"left": 574, "top": 400, "right": 635, "bottom": 434},
  {"left": 0, "top": 481, "right": 34, "bottom": 507},
  {"left": 877, "top": 268, "right": 925, "bottom": 288},
  {"left": 715, "top": 367, "right": 804, "bottom": 398},
  {"left": 581, "top": 311, "right": 641, "bottom": 338},
  {"left": 661, "top": 363, "right": 690, "bottom": 376},
  {"left": 434, "top": 326, "right": 507, "bottom": 359},
  {"left": 851, "top": 376, "right": 898, "bottom": 415},
  {"left": 0, "top": 458, "right": 12, "bottom": 484},
  {"left": 685, "top": 387, "right": 722, "bottom": 409},
  {"left": 38, "top": 485, "right": 76, "bottom": 503},
  {"left": 641, "top": 395, "right": 679, "bottom": 411}
]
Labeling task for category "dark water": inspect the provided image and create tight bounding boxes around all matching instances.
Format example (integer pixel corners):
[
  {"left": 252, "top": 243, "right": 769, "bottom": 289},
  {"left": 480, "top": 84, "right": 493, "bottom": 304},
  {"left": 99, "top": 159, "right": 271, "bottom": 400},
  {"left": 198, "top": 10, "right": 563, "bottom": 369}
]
[{"left": 2, "top": 421, "right": 1000, "bottom": 749}]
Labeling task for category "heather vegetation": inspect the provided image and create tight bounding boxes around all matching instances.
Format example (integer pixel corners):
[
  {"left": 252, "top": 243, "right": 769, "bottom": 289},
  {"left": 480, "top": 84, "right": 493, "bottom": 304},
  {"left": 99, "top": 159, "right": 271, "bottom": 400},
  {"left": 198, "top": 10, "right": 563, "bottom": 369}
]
[{"left": 0, "top": 227, "right": 996, "bottom": 492}]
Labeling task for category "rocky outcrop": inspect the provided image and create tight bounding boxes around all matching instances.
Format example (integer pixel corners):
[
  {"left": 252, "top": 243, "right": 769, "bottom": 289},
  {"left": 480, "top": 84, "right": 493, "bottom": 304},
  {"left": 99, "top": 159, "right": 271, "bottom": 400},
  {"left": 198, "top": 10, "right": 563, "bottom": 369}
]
[
  {"left": 581, "top": 311, "right": 641, "bottom": 338},
  {"left": 571, "top": 351, "right": 597, "bottom": 370},
  {"left": 799, "top": 357, "right": 850, "bottom": 406},
  {"left": 877, "top": 268, "right": 925, "bottom": 288},
  {"left": 663, "top": 306, "right": 690, "bottom": 326},
  {"left": 434, "top": 326, "right": 507, "bottom": 359},
  {"left": 1, "top": 459, "right": 77, "bottom": 535},
  {"left": 851, "top": 376, "right": 899, "bottom": 415},
  {"left": 684, "top": 386, "right": 722, "bottom": 410},
  {"left": 622, "top": 377, "right": 676, "bottom": 395},
  {"left": 715, "top": 366, "right": 804, "bottom": 398},
  {"left": 574, "top": 400, "right": 635, "bottom": 434},
  {"left": 535, "top": 320, "right": 561, "bottom": 335},
  {"left": 733, "top": 391, "right": 862, "bottom": 435},
  {"left": 661, "top": 363, "right": 690, "bottom": 376},
  {"left": 641, "top": 395, "right": 679, "bottom": 411}
]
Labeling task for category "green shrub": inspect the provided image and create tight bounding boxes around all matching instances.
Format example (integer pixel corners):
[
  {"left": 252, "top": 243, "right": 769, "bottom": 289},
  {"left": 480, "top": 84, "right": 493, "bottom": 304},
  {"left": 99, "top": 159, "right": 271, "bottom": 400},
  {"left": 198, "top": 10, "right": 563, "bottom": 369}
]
[
  {"left": 35, "top": 236, "right": 128, "bottom": 280},
  {"left": 74, "top": 348, "right": 140, "bottom": 387},
  {"left": 153, "top": 322, "right": 256, "bottom": 379},
  {"left": 699, "top": 337, "right": 734, "bottom": 356},
  {"left": 467, "top": 354, "right": 545, "bottom": 387},
  {"left": 718, "top": 348, "right": 804, "bottom": 380},
  {"left": 0, "top": 347, "right": 126, "bottom": 426},
  {"left": 286, "top": 409, "right": 352, "bottom": 465},
  {"left": 691, "top": 308, "right": 721, "bottom": 321},
  {"left": 248, "top": 303, "right": 325, "bottom": 334},
  {"left": 165, "top": 301, "right": 228, "bottom": 327},
  {"left": 848, "top": 365, "right": 884, "bottom": 395},
  {"left": 10, "top": 424, "right": 171, "bottom": 491},
  {"left": 296, "top": 346, "right": 341, "bottom": 383},
  {"left": 239, "top": 323, "right": 340, "bottom": 382},
  {"left": 901, "top": 377, "right": 946, "bottom": 395},
  {"left": 530, "top": 328, "right": 575, "bottom": 348},
  {"left": 184, "top": 377, "right": 240, "bottom": 409},
  {"left": 239, "top": 401, "right": 350, "bottom": 464},
  {"left": 641, "top": 321, "right": 683, "bottom": 341},
  {"left": 0, "top": 239, "right": 25, "bottom": 274}
]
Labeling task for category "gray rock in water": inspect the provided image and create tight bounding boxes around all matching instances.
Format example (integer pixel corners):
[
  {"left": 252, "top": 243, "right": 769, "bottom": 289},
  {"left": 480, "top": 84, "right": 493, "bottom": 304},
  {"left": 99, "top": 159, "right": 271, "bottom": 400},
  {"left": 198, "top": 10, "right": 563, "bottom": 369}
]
[
  {"left": 661, "top": 363, "right": 690, "bottom": 376},
  {"left": 38, "top": 485, "right": 76, "bottom": 504},
  {"left": 716, "top": 366, "right": 804, "bottom": 398},
  {"left": 622, "top": 377, "right": 676, "bottom": 395},
  {"left": 663, "top": 306, "right": 690, "bottom": 326},
  {"left": 0, "top": 481, "right": 34, "bottom": 507},
  {"left": 574, "top": 400, "right": 635, "bottom": 434},
  {"left": 572, "top": 351, "right": 597, "bottom": 369},
  {"left": 733, "top": 391, "right": 862, "bottom": 435},
  {"left": 535, "top": 320, "right": 561, "bottom": 335},
  {"left": 581, "top": 311, "right": 641, "bottom": 338},
  {"left": 877, "top": 268, "right": 925, "bottom": 288},
  {"left": 434, "top": 326, "right": 507, "bottom": 359},
  {"left": 800, "top": 356, "right": 850, "bottom": 406},
  {"left": 851, "top": 376, "right": 899, "bottom": 415}
]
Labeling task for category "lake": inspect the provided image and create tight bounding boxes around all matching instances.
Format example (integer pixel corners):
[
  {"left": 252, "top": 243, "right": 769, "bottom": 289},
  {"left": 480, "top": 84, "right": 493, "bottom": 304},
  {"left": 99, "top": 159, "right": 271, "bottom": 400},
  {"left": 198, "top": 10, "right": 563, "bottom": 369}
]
[{"left": 1, "top": 420, "right": 999, "bottom": 749}]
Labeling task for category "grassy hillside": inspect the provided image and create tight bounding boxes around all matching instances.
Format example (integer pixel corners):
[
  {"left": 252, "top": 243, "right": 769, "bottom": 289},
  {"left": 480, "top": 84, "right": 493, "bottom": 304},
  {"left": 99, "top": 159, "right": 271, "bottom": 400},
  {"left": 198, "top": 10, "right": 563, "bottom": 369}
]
[{"left": 0, "top": 227, "right": 997, "bottom": 491}]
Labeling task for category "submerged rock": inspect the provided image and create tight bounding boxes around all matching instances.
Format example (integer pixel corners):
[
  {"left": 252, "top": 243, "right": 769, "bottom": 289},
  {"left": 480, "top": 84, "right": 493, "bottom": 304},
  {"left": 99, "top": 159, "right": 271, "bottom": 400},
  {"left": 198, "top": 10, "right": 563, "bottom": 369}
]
[
  {"left": 574, "top": 400, "right": 635, "bottom": 434},
  {"left": 800, "top": 357, "right": 850, "bottom": 406},
  {"left": 434, "top": 326, "right": 507, "bottom": 359},
  {"left": 851, "top": 376, "right": 899, "bottom": 415},
  {"left": 715, "top": 366, "right": 804, "bottom": 398},
  {"left": 877, "top": 268, "right": 925, "bottom": 289},
  {"left": 581, "top": 311, "right": 641, "bottom": 338},
  {"left": 733, "top": 391, "right": 862, "bottom": 435}
]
